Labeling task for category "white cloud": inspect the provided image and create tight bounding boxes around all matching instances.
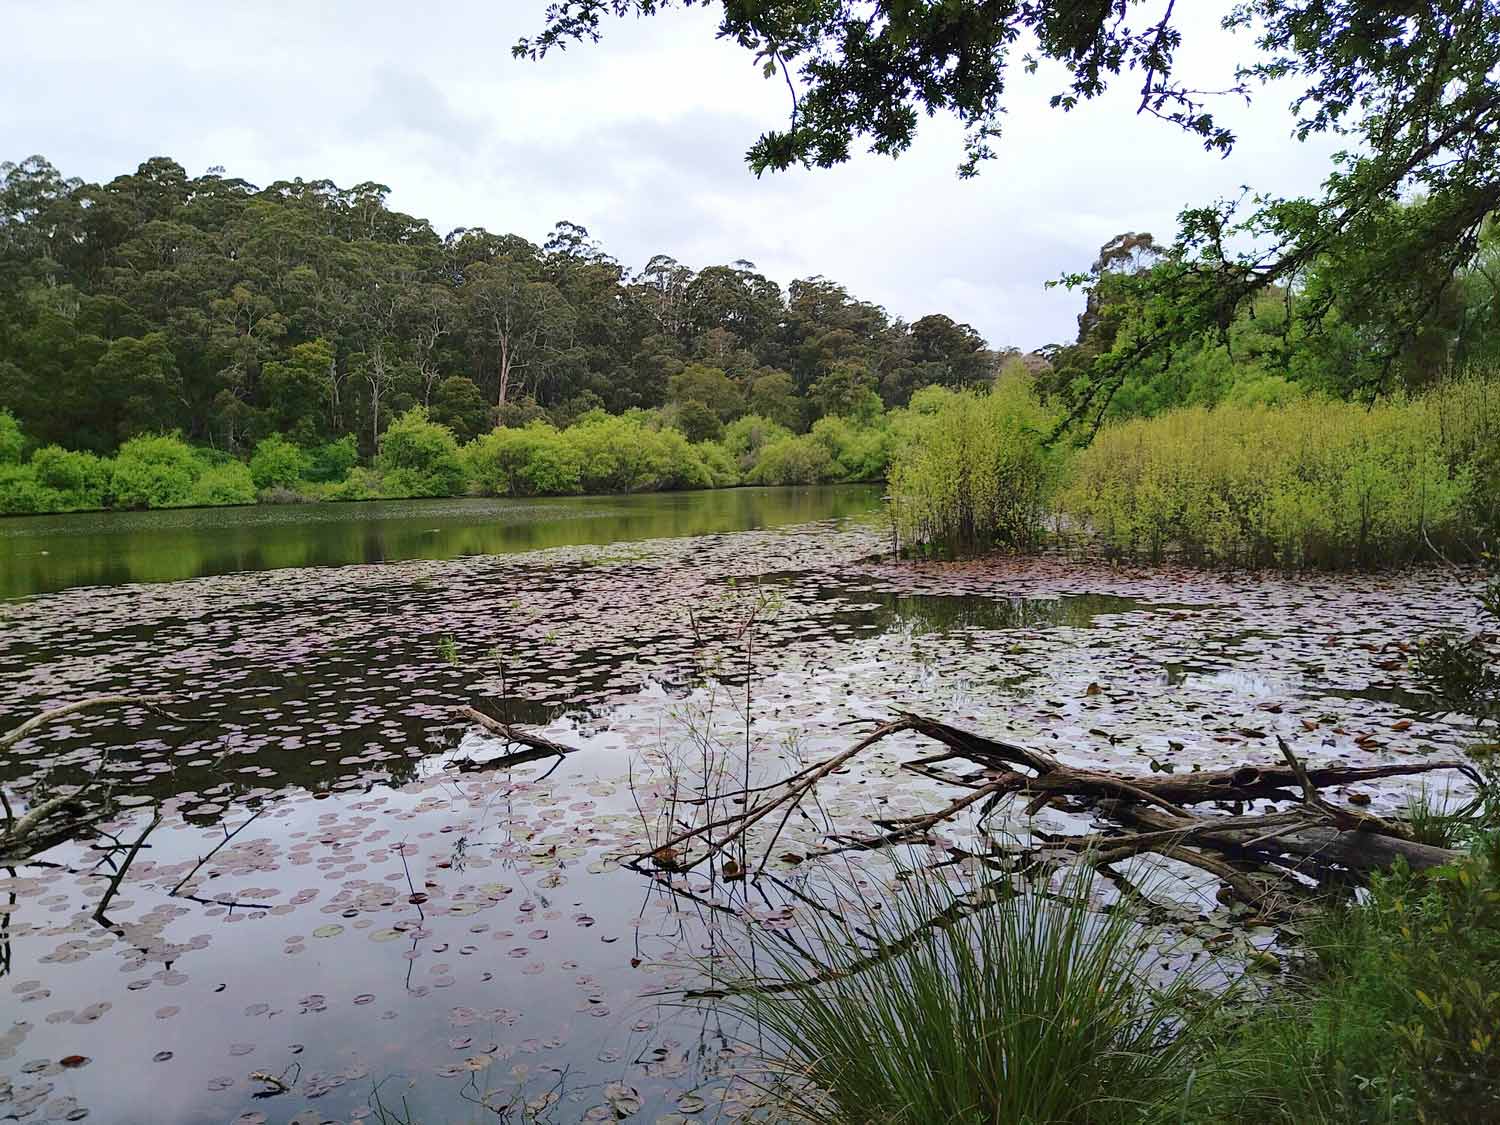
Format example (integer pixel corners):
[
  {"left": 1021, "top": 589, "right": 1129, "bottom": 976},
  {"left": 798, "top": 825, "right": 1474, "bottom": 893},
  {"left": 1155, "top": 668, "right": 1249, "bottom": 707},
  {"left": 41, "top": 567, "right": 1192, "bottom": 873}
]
[{"left": 3, "top": 0, "right": 1340, "bottom": 350}]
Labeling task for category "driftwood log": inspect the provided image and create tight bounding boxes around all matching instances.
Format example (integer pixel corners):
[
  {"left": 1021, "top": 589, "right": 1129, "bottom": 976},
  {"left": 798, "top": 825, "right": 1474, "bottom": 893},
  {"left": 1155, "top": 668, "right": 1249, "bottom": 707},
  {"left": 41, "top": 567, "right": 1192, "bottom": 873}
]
[{"left": 461, "top": 708, "right": 1476, "bottom": 918}]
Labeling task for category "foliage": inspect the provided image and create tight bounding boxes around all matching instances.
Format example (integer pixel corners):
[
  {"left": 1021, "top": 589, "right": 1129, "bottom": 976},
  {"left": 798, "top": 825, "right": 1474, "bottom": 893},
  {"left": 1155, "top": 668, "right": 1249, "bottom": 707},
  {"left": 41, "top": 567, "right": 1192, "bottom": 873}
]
[
  {"left": 28, "top": 445, "right": 110, "bottom": 511},
  {"left": 248, "top": 434, "right": 310, "bottom": 492},
  {"left": 0, "top": 156, "right": 993, "bottom": 465},
  {"left": 715, "top": 865, "right": 1213, "bottom": 1125},
  {"left": 430, "top": 375, "right": 493, "bottom": 443},
  {"left": 0, "top": 464, "right": 45, "bottom": 515},
  {"left": 750, "top": 434, "right": 837, "bottom": 486},
  {"left": 0, "top": 410, "right": 23, "bottom": 464},
  {"left": 306, "top": 435, "right": 359, "bottom": 484},
  {"left": 188, "top": 461, "right": 257, "bottom": 506},
  {"left": 808, "top": 416, "right": 890, "bottom": 482},
  {"left": 720, "top": 414, "right": 792, "bottom": 473},
  {"left": 669, "top": 363, "right": 742, "bottom": 421},
  {"left": 1188, "top": 851, "right": 1500, "bottom": 1124},
  {"left": 520, "top": 3, "right": 1500, "bottom": 420},
  {"left": 374, "top": 408, "right": 467, "bottom": 498},
  {"left": 888, "top": 376, "right": 1060, "bottom": 554},
  {"left": 1059, "top": 381, "right": 1498, "bottom": 567},
  {"left": 666, "top": 399, "right": 723, "bottom": 443},
  {"left": 560, "top": 413, "right": 707, "bottom": 494},
  {"left": 748, "top": 371, "right": 803, "bottom": 430},
  {"left": 517, "top": 2, "right": 1231, "bottom": 177},
  {"left": 108, "top": 434, "right": 202, "bottom": 509},
  {"left": 466, "top": 423, "right": 582, "bottom": 498}
]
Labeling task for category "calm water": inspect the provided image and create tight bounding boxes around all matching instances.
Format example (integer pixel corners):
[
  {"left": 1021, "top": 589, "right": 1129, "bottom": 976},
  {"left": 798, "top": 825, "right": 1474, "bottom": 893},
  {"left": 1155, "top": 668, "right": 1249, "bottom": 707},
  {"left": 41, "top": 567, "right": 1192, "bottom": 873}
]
[
  {"left": 0, "top": 499, "right": 1481, "bottom": 1123},
  {"left": 0, "top": 486, "right": 884, "bottom": 597}
]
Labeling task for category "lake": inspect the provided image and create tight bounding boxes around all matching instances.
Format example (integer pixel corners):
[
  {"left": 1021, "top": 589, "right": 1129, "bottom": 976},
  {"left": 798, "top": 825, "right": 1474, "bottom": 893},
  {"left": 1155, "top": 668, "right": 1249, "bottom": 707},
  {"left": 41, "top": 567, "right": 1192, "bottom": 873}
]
[
  {"left": 0, "top": 491, "right": 1482, "bottom": 1123},
  {"left": 0, "top": 486, "right": 885, "bottom": 598}
]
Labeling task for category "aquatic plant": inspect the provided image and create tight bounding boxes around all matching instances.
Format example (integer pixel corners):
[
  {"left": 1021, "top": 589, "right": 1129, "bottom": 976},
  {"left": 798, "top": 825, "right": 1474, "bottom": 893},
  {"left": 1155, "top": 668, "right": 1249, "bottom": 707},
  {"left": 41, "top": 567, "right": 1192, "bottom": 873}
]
[{"left": 887, "top": 374, "right": 1060, "bottom": 554}]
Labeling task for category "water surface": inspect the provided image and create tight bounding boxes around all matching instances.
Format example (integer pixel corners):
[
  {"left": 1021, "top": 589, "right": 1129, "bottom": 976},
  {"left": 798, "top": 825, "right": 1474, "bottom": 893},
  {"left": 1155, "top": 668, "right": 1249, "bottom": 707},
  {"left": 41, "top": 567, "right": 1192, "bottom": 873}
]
[
  {"left": 0, "top": 486, "right": 883, "bottom": 597},
  {"left": 0, "top": 512, "right": 1484, "bottom": 1123}
]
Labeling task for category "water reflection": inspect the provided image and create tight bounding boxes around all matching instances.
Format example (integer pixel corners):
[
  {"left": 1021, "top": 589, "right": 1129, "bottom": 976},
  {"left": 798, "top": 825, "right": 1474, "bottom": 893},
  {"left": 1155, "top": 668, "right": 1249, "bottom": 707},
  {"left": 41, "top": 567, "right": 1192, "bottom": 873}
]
[{"left": 0, "top": 486, "right": 883, "bottom": 597}]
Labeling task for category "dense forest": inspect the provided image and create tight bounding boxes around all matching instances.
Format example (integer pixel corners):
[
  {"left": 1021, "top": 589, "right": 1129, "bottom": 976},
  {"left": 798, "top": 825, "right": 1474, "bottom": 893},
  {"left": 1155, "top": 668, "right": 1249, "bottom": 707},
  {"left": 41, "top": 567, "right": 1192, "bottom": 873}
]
[
  {"left": 3, "top": 153, "right": 1499, "bottom": 545},
  {"left": 0, "top": 154, "right": 995, "bottom": 458}
]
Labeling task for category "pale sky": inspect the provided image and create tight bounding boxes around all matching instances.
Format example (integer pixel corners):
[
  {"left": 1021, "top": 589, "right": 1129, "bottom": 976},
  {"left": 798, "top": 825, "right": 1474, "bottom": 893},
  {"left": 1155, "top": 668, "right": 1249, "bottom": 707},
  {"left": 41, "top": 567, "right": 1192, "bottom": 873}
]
[{"left": 2, "top": 1, "right": 1341, "bottom": 350}]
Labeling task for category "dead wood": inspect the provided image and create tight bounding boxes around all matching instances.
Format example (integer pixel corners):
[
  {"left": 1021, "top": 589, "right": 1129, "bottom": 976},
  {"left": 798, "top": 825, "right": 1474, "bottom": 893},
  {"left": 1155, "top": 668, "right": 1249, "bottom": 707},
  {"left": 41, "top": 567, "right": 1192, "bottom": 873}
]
[
  {"left": 1, "top": 694, "right": 178, "bottom": 754},
  {"left": 453, "top": 704, "right": 1474, "bottom": 915},
  {"left": 1, "top": 694, "right": 179, "bottom": 864},
  {"left": 625, "top": 709, "right": 1475, "bottom": 916},
  {"left": 454, "top": 706, "right": 583, "bottom": 771}
]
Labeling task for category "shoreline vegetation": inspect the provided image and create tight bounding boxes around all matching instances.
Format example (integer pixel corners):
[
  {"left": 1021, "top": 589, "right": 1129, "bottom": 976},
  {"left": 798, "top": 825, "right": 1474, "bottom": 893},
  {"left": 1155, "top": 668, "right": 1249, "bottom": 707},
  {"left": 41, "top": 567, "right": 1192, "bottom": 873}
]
[{"left": 6, "top": 371, "right": 1496, "bottom": 572}]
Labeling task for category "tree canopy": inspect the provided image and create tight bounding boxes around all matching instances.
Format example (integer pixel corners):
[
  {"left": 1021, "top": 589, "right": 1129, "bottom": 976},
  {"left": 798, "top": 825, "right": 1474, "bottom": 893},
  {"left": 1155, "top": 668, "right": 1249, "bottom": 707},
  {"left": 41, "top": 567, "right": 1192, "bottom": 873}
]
[
  {"left": 0, "top": 155, "right": 995, "bottom": 457},
  {"left": 519, "top": 1, "right": 1500, "bottom": 423}
]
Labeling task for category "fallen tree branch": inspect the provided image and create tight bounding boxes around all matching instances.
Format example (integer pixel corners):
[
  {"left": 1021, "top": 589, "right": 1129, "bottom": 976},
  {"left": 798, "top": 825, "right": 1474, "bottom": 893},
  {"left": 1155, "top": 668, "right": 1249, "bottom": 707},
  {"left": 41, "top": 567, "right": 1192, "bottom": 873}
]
[
  {"left": 634, "top": 709, "right": 1473, "bottom": 915},
  {"left": 1, "top": 694, "right": 178, "bottom": 754},
  {"left": 454, "top": 706, "right": 584, "bottom": 771}
]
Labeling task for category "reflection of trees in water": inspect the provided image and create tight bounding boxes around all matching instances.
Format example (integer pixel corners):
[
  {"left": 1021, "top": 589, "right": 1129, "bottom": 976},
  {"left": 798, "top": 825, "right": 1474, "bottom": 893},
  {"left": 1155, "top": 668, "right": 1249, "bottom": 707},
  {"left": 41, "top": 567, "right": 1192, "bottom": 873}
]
[
  {"left": 869, "top": 591, "right": 1142, "bottom": 635},
  {"left": 2, "top": 486, "right": 884, "bottom": 597}
]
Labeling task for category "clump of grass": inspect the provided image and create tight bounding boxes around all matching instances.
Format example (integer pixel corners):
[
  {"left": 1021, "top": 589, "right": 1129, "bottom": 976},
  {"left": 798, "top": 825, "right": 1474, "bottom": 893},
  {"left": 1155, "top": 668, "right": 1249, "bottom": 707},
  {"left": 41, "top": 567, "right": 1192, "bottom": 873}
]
[
  {"left": 714, "top": 864, "right": 1215, "bottom": 1125},
  {"left": 1402, "top": 783, "right": 1468, "bottom": 849}
]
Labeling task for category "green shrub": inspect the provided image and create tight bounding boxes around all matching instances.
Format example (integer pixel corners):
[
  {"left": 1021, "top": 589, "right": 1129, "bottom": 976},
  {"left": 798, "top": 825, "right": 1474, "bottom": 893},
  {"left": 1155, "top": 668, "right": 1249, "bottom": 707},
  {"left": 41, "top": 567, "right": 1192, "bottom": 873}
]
[
  {"left": 751, "top": 433, "right": 838, "bottom": 485},
  {"left": 248, "top": 434, "right": 310, "bottom": 491},
  {"left": 718, "top": 865, "right": 1213, "bottom": 1125},
  {"left": 721, "top": 414, "right": 793, "bottom": 473},
  {"left": 318, "top": 466, "right": 380, "bottom": 501},
  {"left": 29, "top": 445, "right": 110, "bottom": 510},
  {"left": 110, "top": 433, "right": 201, "bottom": 509},
  {"left": 1190, "top": 851, "right": 1500, "bottom": 1124},
  {"left": 466, "top": 423, "right": 582, "bottom": 497},
  {"left": 189, "top": 461, "right": 257, "bottom": 506},
  {"left": 888, "top": 376, "right": 1060, "bottom": 553},
  {"left": 375, "top": 407, "right": 467, "bottom": 497},
  {"left": 0, "top": 464, "right": 44, "bottom": 514},
  {"left": 810, "top": 416, "right": 893, "bottom": 481},
  {"left": 1059, "top": 382, "right": 1492, "bottom": 568},
  {"left": 693, "top": 439, "right": 740, "bottom": 488},
  {"left": 0, "top": 410, "right": 24, "bottom": 465},
  {"left": 643, "top": 426, "right": 716, "bottom": 490},
  {"left": 307, "top": 435, "right": 359, "bottom": 483}
]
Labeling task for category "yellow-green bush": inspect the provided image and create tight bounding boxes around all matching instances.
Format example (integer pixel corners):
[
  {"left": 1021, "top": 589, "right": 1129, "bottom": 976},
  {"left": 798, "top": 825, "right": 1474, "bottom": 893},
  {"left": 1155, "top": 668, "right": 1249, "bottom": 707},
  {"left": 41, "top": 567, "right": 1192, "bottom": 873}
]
[
  {"left": 887, "top": 376, "right": 1061, "bottom": 553},
  {"left": 1060, "top": 379, "right": 1499, "bottom": 567}
]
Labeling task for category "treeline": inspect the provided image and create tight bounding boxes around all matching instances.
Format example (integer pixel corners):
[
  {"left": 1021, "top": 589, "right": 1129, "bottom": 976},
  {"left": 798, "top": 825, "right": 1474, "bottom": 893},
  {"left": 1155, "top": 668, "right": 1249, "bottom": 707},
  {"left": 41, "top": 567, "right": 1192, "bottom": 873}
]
[{"left": 0, "top": 154, "right": 997, "bottom": 464}]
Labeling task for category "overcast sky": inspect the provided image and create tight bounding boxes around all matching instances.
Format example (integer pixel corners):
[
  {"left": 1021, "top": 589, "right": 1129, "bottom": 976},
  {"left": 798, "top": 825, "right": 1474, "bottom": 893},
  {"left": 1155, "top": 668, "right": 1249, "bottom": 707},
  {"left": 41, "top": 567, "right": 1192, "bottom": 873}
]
[{"left": 4, "top": 1, "right": 1342, "bottom": 350}]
